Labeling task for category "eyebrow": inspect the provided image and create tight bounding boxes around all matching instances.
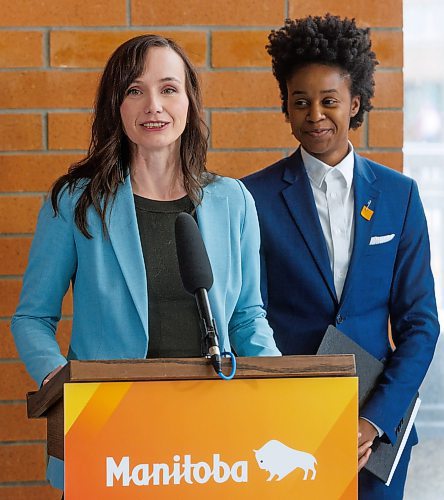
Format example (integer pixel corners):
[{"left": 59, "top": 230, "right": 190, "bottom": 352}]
[
  {"left": 132, "top": 76, "right": 182, "bottom": 84},
  {"left": 160, "top": 77, "right": 182, "bottom": 83},
  {"left": 291, "top": 89, "right": 339, "bottom": 96}
]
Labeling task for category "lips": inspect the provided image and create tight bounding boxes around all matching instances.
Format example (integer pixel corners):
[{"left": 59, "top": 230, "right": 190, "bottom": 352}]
[
  {"left": 140, "top": 121, "right": 169, "bottom": 129},
  {"left": 304, "top": 128, "right": 332, "bottom": 138}
]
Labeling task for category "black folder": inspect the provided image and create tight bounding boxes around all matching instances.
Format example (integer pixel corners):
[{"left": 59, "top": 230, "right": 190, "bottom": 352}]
[{"left": 317, "top": 325, "right": 420, "bottom": 485}]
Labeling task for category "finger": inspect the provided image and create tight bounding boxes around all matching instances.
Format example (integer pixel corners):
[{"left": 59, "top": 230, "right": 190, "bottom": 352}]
[
  {"left": 358, "top": 447, "right": 372, "bottom": 471},
  {"left": 358, "top": 440, "right": 373, "bottom": 459},
  {"left": 358, "top": 430, "right": 372, "bottom": 446},
  {"left": 42, "top": 365, "right": 64, "bottom": 386},
  {"left": 358, "top": 448, "right": 372, "bottom": 471}
]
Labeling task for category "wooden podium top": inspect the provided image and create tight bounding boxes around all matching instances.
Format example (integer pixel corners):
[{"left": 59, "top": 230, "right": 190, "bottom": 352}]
[
  {"left": 28, "top": 355, "right": 355, "bottom": 419},
  {"left": 26, "top": 355, "right": 355, "bottom": 461}
]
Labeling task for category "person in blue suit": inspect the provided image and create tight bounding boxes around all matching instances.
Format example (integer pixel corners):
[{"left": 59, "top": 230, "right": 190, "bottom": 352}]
[
  {"left": 11, "top": 34, "right": 280, "bottom": 493},
  {"left": 243, "top": 14, "right": 439, "bottom": 499}
]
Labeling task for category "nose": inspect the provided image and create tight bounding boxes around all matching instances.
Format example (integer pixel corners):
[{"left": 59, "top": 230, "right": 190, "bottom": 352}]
[
  {"left": 143, "top": 92, "right": 163, "bottom": 114},
  {"left": 306, "top": 103, "right": 325, "bottom": 122}
]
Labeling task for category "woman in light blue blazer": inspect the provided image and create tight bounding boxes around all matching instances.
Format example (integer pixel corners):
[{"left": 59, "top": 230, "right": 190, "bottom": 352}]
[{"left": 11, "top": 35, "right": 279, "bottom": 492}]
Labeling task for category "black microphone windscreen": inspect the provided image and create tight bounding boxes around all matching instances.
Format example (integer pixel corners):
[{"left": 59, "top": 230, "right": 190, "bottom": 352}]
[{"left": 175, "top": 212, "right": 214, "bottom": 294}]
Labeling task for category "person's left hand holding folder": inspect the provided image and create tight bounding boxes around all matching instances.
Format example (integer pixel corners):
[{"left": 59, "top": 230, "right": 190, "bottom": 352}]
[{"left": 358, "top": 418, "right": 378, "bottom": 470}]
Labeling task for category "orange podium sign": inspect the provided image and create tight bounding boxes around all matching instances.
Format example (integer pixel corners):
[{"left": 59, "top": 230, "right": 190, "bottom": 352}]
[{"left": 64, "top": 376, "right": 358, "bottom": 499}]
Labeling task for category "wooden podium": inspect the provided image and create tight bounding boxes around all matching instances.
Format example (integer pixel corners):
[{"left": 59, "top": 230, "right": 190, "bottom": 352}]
[{"left": 27, "top": 355, "right": 358, "bottom": 499}]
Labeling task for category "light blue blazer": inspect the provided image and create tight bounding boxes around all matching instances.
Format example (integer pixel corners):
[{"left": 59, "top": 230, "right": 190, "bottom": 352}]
[{"left": 12, "top": 175, "right": 280, "bottom": 489}]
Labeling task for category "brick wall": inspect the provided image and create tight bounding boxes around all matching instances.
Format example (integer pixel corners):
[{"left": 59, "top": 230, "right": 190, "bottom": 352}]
[{"left": 0, "top": 1, "right": 403, "bottom": 497}]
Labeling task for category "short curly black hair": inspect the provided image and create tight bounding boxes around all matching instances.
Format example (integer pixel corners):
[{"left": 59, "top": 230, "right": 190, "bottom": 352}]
[{"left": 267, "top": 14, "right": 378, "bottom": 129}]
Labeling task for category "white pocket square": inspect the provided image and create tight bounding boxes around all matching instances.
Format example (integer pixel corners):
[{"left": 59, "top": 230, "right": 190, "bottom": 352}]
[{"left": 369, "top": 234, "right": 395, "bottom": 246}]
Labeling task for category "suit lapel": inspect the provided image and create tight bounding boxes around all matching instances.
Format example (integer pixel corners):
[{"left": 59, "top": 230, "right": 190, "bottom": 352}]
[
  {"left": 340, "top": 154, "right": 380, "bottom": 306},
  {"left": 107, "top": 177, "right": 148, "bottom": 334},
  {"left": 106, "top": 179, "right": 229, "bottom": 337},
  {"left": 281, "top": 151, "right": 337, "bottom": 302}
]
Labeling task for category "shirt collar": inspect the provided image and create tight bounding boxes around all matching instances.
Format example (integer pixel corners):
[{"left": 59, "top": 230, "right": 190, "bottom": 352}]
[{"left": 301, "top": 143, "right": 355, "bottom": 189}]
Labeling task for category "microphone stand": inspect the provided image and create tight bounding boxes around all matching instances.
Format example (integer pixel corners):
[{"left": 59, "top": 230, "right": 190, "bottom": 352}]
[{"left": 194, "top": 288, "right": 222, "bottom": 375}]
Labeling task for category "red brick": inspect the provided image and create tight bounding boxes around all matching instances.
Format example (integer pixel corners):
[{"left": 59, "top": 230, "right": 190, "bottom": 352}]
[
  {"left": 373, "top": 71, "right": 403, "bottom": 109},
  {"left": 212, "top": 31, "right": 270, "bottom": 68},
  {"left": 132, "top": 0, "right": 286, "bottom": 26},
  {"left": 0, "top": 0, "right": 126, "bottom": 27},
  {"left": 0, "top": 444, "right": 46, "bottom": 482},
  {"left": 0, "top": 279, "right": 22, "bottom": 318},
  {"left": 207, "top": 151, "right": 283, "bottom": 178},
  {"left": 369, "top": 110, "right": 403, "bottom": 148},
  {"left": 349, "top": 125, "right": 365, "bottom": 149},
  {"left": 360, "top": 151, "right": 403, "bottom": 172},
  {"left": 212, "top": 111, "right": 295, "bottom": 149},
  {"left": 0, "top": 196, "right": 42, "bottom": 233},
  {"left": 289, "top": 0, "right": 402, "bottom": 28},
  {"left": 0, "top": 362, "right": 37, "bottom": 400},
  {"left": 201, "top": 71, "right": 280, "bottom": 108},
  {"left": 0, "top": 485, "right": 60, "bottom": 500},
  {"left": 0, "top": 114, "right": 42, "bottom": 151},
  {"left": 0, "top": 403, "right": 46, "bottom": 441},
  {"left": 48, "top": 113, "right": 92, "bottom": 151},
  {"left": 0, "top": 71, "right": 99, "bottom": 109},
  {"left": 372, "top": 30, "right": 403, "bottom": 68},
  {"left": 0, "top": 237, "right": 32, "bottom": 275},
  {"left": 51, "top": 30, "right": 207, "bottom": 68},
  {"left": 0, "top": 154, "right": 81, "bottom": 192},
  {"left": 0, "top": 31, "right": 43, "bottom": 68},
  {"left": 0, "top": 320, "right": 17, "bottom": 358}
]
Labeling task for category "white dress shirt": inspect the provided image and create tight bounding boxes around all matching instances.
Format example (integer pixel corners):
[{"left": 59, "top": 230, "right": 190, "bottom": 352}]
[{"left": 301, "top": 145, "right": 355, "bottom": 301}]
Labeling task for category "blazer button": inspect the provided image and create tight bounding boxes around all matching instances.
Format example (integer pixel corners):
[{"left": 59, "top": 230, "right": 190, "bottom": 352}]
[{"left": 336, "top": 314, "right": 344, "bottom": 324}]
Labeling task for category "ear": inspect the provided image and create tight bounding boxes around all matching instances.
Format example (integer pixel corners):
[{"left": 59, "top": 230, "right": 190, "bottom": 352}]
[{"left": 350, "top": 95, "right": 361, "bottom": 117}]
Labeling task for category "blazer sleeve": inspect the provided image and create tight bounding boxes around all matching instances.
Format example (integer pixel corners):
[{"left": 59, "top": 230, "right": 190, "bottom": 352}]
[
  {"left": 360, "top": 179, "right": 440, "bottom": 443},
  {"left": 227, "top": 181, "right": 281, "bottom": 357},
  {"left": 242, "top": 179, "right": 269, "bottom": 310},
  {"left": 11, "top": 189, "right": 77, "bottom": 386}
]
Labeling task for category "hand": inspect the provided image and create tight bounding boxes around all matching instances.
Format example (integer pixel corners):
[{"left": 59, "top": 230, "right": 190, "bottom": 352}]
[
  {"left": 42, "top": 365, "right": 64, "bottom": 386},
  {"left": 358, "top": 439, "right": 372, "bottom": 471},
  {"left": 358, "top": 418, "right": 378, "bottom": 471}
]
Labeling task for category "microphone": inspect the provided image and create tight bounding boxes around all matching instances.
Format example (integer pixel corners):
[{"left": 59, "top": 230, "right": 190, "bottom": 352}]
[{"left": 175, "top": 212, "right": 221, "bottom": 374}]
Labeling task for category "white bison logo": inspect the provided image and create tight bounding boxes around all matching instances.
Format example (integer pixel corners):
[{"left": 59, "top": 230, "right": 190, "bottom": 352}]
[{"left": 254, "top": 439, "right": 317, "bottom": 481}]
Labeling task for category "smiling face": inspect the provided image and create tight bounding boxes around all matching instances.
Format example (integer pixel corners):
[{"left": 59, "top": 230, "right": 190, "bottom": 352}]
[
  {"left": 120, "top": 46, "right": 189, "bottom": 158},
  {"left": 286, "top": 63, "right": 361, "bottom": 166}
]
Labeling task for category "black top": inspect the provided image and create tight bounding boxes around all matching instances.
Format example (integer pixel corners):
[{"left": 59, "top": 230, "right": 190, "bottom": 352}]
[{"left": 134, "top": 194, "right": 201, "bottom": 358}]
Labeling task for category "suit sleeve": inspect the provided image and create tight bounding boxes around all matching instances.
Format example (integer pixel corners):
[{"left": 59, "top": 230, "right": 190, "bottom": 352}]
[
  {"left": 360, "top": 180, "right": 440, "bottom": 443},
  {"left": 11, "top": 189, "right": 77, "bottom": 386},
  {"left": 227, "top": 181, "right": 280, "bottom": 357}
]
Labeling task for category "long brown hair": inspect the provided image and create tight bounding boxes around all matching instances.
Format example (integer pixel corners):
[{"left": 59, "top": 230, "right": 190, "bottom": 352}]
[{"left": 51, "top": 34, "right": 211, "bottom": 238}]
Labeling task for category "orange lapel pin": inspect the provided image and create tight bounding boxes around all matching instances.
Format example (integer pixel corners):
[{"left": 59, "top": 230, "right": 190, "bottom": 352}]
[{"left": 361, "top": 200, "right": 374, "bottom": 221}]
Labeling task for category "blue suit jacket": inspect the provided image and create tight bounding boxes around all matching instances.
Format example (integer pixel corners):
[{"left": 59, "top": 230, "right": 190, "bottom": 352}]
[
  {"left": 243, "top": 149, "right": 439, "bottom": 445},
  {"left": 12, "top": 175, "right": 279, "bottom": 489}
]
